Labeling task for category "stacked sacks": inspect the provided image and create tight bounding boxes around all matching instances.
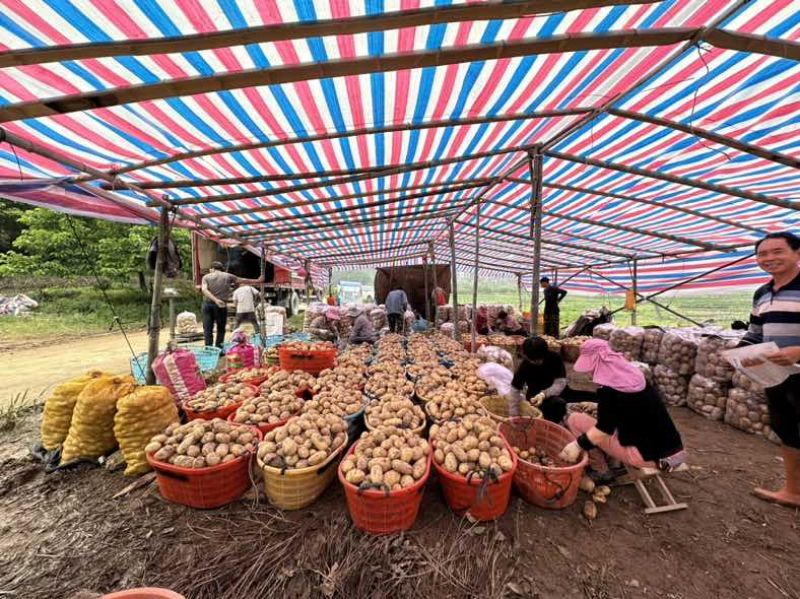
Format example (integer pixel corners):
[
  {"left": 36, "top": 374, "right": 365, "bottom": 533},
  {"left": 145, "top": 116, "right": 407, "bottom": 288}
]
[
  {"left": 641, "top": 328, "right": 664, "bottom": 365},
  {"left": 686, "top": 374, "right": 728, "bottom": 421},
  {"left": 694, "top": 335, "right": 740, "bottom": 384},
  {"left": 654, "top": 364, "right": 689, "bottom": 407},
  {"left": 609, "top": 327, "right": 645, "bottom": 362},
  {"left": 61, "top": 375, "right": 137, "bottom": 463},
  {"left": 40, "top": 370, "right": 108, "bottom": 451},
  {"left": 725, "top": 371, "right": 780, "bottom": 443},
  {"left": 114, "top": 386, "right": 179, "bottom": 476},
  {"left": 657, "top": 331, "right": 699, "bottom": 377}
]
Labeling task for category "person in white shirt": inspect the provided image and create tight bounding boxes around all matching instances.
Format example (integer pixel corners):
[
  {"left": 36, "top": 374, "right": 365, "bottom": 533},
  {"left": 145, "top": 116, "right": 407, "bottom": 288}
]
[{"left": 232, "top": 284, "right": 260, "bottom": 329}]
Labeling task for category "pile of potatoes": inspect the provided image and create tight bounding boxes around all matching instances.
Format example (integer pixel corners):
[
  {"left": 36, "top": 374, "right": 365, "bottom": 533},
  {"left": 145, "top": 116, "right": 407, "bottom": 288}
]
[
  {"left": 540, "top": 335, "right": 562, "bottom": 354},
  {"left": 732, "top": 370, "right": 763, "bottom": 394},
  {"left": 312, "top": 365, "right": 366, "bottom": 393},
  {"left": 426, "top": 388, "right": 490, "bottom": 423},
  {"left": 341, "top": 427, "right": 429, "bottom": 490},
  {"left": 641, "top": 328, "right": 664, "bottom": 364},
  {"left": 686, "top": 374, "right": 728, "bottom": 421},
  {"left": 653, "top": 364, "right": 689, "bottom": 407},
  {"left": 367, "top": 361, "right": 405, "bottom": 377},
  {"left": 694, "top": 336, "right": 740, "bottom": 383},
  {"left": 511, "top": 445, "right": 565, "bottom": 467},
  {"left": 657, "top": 332, "right": 699, "bottom": 376},
  {"left": 609, "top": 327, "right": 645, "bottom": 362},
  {"left": 365, "top": 396, "right": 426, "bottom": 431},
  {"left": 146, "top": 419, "right": 258, "bottom": 468},
  {"left": 430, "top": 415, "right": 514, "bottom": 479},
  {"left": 341, "top": 345, "right": 373, "bottom": 363},
  {"left": 231, "top": 390, "right": 304, "bottom": 426},
  {"left": 225, "top": 366, "right": 277, "bottom": 383},
  {"left": 281, "top": 341, "right": 336, "bottom": 352},
  {"left": 406, "top": 361, "right": 448, "bottom": 381},
  {"left": 301, "top": 389, "right": 364, "bottom": 418},
  {"left": 364, "top": 374, "right": 414, "bottom": 399},
  {"left": 257, "top": 413, "right": 348, "bottom": 470},
  {"left": 580, "top": 477, "right": 612, "bottom": 521},
  {"left": 450, "top": 356, "right": 481, "bottom": 377},
  {"left": 566, "top": 401, "right": 598, "bottom": 420},
  {"left": 414, "top": 370, "right": 453, "bottom": 399},
  {"left": 259, "top": 370, "right": 316, "bottom": 395},
  {"left": 185, "top": 382, "right": 257, "bottom": 413}
]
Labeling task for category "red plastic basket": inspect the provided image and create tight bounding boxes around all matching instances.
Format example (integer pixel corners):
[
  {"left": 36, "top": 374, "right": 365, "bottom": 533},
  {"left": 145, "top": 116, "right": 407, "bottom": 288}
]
[
  {"left": 181, "top": 383, "right": 258, "bottom": 421},
  {"left": 102, "top": 589, "right": 185, "bottom": 599},
  {"left": 499, "top": 418, "right": 588, "bottom": 509},
  {"left": 432, "top": 438, "right": 518, "bottom": 522},
  {"left": 146, "top": 425, "right": 262, "bottom": 509},
  {"left": 338, "top": 442, "right": 431, "bottom": 534},
  {"left": 278, "top": 347, "right": 337, "bottom": 375},
  {"left": 227, "top": 410, "right": 290, "bottom": 435}
]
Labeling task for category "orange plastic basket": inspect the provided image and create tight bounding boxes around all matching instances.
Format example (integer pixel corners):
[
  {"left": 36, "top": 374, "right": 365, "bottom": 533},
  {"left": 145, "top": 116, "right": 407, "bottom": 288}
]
[
  {"left": 498, "top": 418, "right": 588, "bottom": 509},
  {"left": 227, "top": 411, "right": 290, "bottom": 435},
  {"left": 338, "top": 442, "right": 431, "bottom": 534},
  {"left": 218, "top": 366, "right": 277, "bottom": 387},
  {"left": 278, "top": 347, "right": 337, "bottom": 375},
  {"left": 432, "top": 438, "right": 518, "bottom": 522},
  {"left": 102, "top": 589, "right": 185, "bottom": 599},
  {"left": 181, "top": 383, "right": 258, "bottom": 421},
  {"left": 146, "top": 425, "right": 262, "bottom": 509}
]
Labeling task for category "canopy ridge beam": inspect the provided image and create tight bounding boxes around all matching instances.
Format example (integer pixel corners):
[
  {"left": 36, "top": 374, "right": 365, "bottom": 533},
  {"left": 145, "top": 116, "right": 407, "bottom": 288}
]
[
  {"left": 704, "top": 30, "right": 800, "bottom": 62},
  {"left": 546, "top": 149, "right": 798, "bottom": 212},
  {"left": 252, "top": 224, "right": 446, "bottom": 246},
  {"left": 215, "top": 182, "right": 489, "bottom": 228},
  {"left": 193, "top": 177, "right": 493, "bottom": 219},
  {"left": 154, "top": 145, "right": 522, "bottom": 206},
  {"left": 107, "top": 109, "right": 590, "bottom": 177},
  {"left": 505, "top": 176, "right": 765, "bottom": 234},
  {"left": 298, "top": 240, "right": 429, "bottom": 262},
  {"left": 0, "top": 29, "right": 700, "bottom": 123},
  {"left": 0, "top": 1, "right": 664, "bottom": 68},
  {"left": 607, "top": 109, "right": 800, "bottom": 170}
]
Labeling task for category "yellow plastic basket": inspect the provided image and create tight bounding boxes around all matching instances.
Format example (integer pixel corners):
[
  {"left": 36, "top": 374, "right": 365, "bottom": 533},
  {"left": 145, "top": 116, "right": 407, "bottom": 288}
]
[
  {"left": 258, "top": 443, "right": 345, "bottom": 510},
  {"left": 481, "top": 394, "right": 542, "bottom": 423}
]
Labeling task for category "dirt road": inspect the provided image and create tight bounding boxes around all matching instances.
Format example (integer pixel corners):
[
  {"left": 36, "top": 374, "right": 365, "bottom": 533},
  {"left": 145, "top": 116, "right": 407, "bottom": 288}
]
[{"left": 1, "top": 331, "right": 150, "bottom": 403}]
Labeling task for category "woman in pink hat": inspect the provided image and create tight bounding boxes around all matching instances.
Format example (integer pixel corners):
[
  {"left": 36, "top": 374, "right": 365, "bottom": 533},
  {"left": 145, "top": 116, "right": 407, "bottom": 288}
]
[{"left": 559, "top": 339, "right": 686, "bottom": 477}]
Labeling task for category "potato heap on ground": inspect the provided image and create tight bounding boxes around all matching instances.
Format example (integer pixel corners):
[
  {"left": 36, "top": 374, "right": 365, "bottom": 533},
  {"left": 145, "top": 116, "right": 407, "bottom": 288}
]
[
  {"left": 257, "top": 413, "right": 348, "bottom": 470},
  {"left": 653, "top": 364, "right": 689, "bottom": 407},
  {"left": 185, "top": 381, "right": 257, "bottom": 413},
  {"left": 259, "top": 369, "right": 316, "bottom": 395},
  {"left": 609, "top": 327, "right": 645, "bottom": 362},
  {"left": 302, "top": 388, "right": 364, "bottom": 418},
  {"left": 560, "top": 336, "right": 589, "bottom": 363},
  {"left": 224, "top": 366, "right": 277, "bottom": 383},
  {"left": 146, "top": 418, "right": 258, "bottom": 468},
  {"left": 312, "top": 363, "right": 366, "bottom": 394},
  {"left": 364, "top": 371, "right": 414, "bottom": 399},
  {"left": 426, "top": 385, "right": 490, "bottom": 423},
  {"left": 657, "top": 331, "right": 699, "bottom": 376},
  {"left": 641, "top": 328, "right": 664, "bottom": 364},
  {"left": 511, "top": 444, "right": 566, "bottom": 467},
  {"left": 365, "top": 396, "right": 426, "bottom": 431},
  {"left": 341, "top": 427, "right": 429, "bottom": 490},
  {"left": 694, "top": 335, "right": 740, "bottom": 383},
  {"left": 687, "top": 374, "right": 728, "bottom": 421},
  {"left": 232, "top": 389, "right": 303, "bottom": 426},
  {"left": 580, "top": 478, "right": 612, "bottom": 521},
  {"left": 280, "top": 340, "right": 336, "bottom": 352},
  {"left": 430, "top": 415, "right": 513, "bottom": 479}
]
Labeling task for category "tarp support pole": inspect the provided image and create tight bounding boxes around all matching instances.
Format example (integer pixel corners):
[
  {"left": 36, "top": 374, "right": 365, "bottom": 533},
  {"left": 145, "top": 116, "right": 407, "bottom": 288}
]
[
  {"left": 449, "top": 223, "right": 459, "bottom": 340},
  {"left": 423, "top": 255, "right": 430, "bottom": 323},
  {"left": 529, "top": 151, "right": 543, "bottom": 335},
  {"left": 259, "top": 246, "right": 267, "bottom": 348},
  {"left": 517, "top": 273, "right": 523, "bottom": 313},
  {"left": 631, "top": 258, "right": 638, "bottom": 326},
  {"left": 146, "top": 207, "right": 169, "bottom": 385},
  {"left": 430, "top": 242, "right": 439, "bottom": 324},
  {"left": 471, "top": 203, "right": 481, "bottom": 353}
]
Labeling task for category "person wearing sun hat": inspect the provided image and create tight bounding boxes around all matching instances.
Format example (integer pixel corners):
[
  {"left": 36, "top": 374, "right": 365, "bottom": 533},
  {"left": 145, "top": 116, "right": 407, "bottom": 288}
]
[
  {"left": 558, "top": 339, "right": 685, "bottom": 475},
  {"left": 348, "top": 305, "right": 377, "bottom": 345}
]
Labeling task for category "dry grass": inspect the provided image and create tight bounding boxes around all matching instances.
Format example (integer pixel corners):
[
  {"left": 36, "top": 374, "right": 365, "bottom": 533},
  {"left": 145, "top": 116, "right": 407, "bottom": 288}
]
[{"left": 0, "top": 391, "right": 43, "bottom": 432}]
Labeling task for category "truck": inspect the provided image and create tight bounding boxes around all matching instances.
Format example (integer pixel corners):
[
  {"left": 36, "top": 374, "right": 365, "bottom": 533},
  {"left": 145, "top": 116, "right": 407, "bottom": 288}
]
[
  {"left": 338, "top": 281, "right": 364, "bottom": 304},
  {"left": 191, "top": 233, "right": 306, "bottom": 316}
]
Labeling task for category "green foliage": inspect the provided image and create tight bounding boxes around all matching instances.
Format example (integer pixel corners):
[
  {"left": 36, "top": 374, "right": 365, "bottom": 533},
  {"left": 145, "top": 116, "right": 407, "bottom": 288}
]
[
  {"left": 0, "top": 199, "right": 30, "bottom": 253},
  {"left": 0, "top": 207, "right": 190, "bottom": 280}
]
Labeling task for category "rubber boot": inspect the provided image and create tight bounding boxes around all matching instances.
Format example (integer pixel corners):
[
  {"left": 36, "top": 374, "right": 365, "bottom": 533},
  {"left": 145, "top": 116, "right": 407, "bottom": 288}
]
[{"left": 753, "top": 446, "right": 800, "bottom": 508}]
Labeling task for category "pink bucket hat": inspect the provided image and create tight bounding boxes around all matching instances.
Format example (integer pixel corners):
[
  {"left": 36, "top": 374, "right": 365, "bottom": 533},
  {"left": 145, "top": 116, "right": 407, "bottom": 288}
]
[{"left": 574, "top": 338, "right": 646, "bottom": 393}]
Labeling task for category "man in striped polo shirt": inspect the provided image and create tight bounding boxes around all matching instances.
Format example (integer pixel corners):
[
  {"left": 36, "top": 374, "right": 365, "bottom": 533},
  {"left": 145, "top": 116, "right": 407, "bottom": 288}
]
[{"left": 740, "top": 232, "right": 800, "bottom": 508}]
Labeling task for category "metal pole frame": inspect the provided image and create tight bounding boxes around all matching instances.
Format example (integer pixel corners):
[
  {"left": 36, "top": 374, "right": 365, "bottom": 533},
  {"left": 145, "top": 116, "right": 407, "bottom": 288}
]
[
  {"left": 529, "top": 151, "right": 544, "bottom": 335},
  {"left": 471, "top": 202, "right": 481, "bottom": 353},
  {"left": 423, "top": 255, "right": 431, "bottom": 323},
  {"left": 448, "top": 223, "right": 459, "bottom": 341},
  {"left": 430, "top": 242, "right": 439, "bottom": 325},
  {"left": 631, "top": 258, "right": 638, "bottom": 326},
  {"left": 146, "top": 207, "right": 169, "bottom": 385}
]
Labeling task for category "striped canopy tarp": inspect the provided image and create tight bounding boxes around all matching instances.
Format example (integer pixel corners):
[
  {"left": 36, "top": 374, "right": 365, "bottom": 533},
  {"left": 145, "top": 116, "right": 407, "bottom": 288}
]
[{"left": 1, "top": 0, "right": 798, "bottom": 293}]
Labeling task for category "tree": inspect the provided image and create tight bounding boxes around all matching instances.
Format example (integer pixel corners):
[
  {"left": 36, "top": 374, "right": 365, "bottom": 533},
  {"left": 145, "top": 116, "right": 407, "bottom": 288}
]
[
  {"left": 0, "top": 207, "right": 190, "bottom": 282},
  {"left": 0, "top": 199, "right": 31, "bottom": 253}
]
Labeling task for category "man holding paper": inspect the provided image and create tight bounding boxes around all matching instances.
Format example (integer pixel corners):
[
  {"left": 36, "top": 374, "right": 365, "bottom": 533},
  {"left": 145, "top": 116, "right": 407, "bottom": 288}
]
[{"left": 738, "top": 232, "right": 800, "bottom": 508}]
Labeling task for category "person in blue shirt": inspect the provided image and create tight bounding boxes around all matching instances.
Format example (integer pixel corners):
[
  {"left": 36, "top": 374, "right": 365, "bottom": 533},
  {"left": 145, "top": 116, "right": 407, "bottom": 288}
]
[{"left": 385, "top": 286, "right": 409, "bottom": 334}]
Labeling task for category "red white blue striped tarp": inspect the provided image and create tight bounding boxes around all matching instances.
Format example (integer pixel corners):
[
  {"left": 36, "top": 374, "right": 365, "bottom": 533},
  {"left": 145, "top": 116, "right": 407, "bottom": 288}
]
[{"left": 0, "top": 0, "right": 797, "bottom": 292}]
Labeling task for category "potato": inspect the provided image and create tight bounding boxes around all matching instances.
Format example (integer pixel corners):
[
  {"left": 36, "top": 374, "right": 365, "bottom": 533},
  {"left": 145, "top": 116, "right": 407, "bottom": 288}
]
[
  {"left": 583, "top": 500, "right": 598, "bottom": 521},
  {"left": 579, "top": 476, "right": 596, "bottom": 494},
  {"left": 146, "top": 419, "right": 256, "bottom": 468},
  {"left": 256, "top": 413, "right": 348, "bottom": 472}
]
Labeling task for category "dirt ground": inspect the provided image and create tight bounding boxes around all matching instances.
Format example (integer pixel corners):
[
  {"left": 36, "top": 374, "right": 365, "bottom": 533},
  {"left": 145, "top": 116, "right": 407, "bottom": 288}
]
[
  {"left": 0, "top": 407, "right": 798, "bottom": 599},
  {"left": 0, "top": 331, "right": 150, "bottom": 404}
]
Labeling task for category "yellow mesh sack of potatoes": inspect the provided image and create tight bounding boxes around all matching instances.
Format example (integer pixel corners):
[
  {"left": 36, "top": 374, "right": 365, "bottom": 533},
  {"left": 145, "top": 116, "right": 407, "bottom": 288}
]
[
  {"left": 40, "top": 370, "right": 109, "bottom": 451},
  {"left": 61, "top": 374, "right": 137, "bottom": 463},
  {"left": 114, "top": 385, "right": 179, "bottom": 476}
]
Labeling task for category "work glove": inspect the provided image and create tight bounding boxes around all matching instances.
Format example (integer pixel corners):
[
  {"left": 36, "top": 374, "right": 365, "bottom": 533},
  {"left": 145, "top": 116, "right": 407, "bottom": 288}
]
[
  {"left": 530, "top": 392, "right": 545, "bottom": 407},
  {"left": 558, "top": 440, "right": 582, "bottom": 464}
]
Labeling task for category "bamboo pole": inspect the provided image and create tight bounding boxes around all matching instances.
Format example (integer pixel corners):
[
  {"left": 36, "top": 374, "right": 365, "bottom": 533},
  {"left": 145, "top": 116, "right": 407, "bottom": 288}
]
[
  {"left": 529, "top": 153, "right": 544, "bottom": 336},
  {"left": 631, "top": 258, "right": 638, "bottom": 326},
  {"left": 423, "top": 255, "right": 431, "bottom": 323},
  {"left": 517, "top": 273, "right": 523, "bottom": 313},
  {"left": 430, "top": 242, "right": 439, "bottom": 324},
  {"left": 259, "top": 246, "right": 267, "bottom": 347},
  {"left": 471, "top": 203, "right": 481, "bottom": 353},
  {"left": 448, "top": 224, "right": 459, "bottom": 340},
  {"left": 146, "top": 207, "right": 169, "bottom": 385}
]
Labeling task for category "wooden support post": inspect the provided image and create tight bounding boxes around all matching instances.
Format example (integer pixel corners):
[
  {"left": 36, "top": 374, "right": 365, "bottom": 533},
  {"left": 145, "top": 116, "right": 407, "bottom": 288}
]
[
  {"left": 631, "top": 258, "right": 638, "bottom": 326},
  {"left": 471, "top": 204, "right": 481, "bottom": 353},
  {"left": 423, "top": 255, "right": 431, "bottom": 323},
  {"left": 529, "top": 152, "right": 544, "bottom": 336},
  {"left": 146, "top": 207, "right": 169, "bottom": 385},
  {"left": 448, "top": 223, "right": 459, "bottom": 340},
  {"left": 517, "top": 273, "right": 523, "bottom": 313},
  {"left": 259, "top": 246, "right": 268, "bottom": 347},
  {"left": 429, "top": 242, "right": 439, "bottom": 323}
]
